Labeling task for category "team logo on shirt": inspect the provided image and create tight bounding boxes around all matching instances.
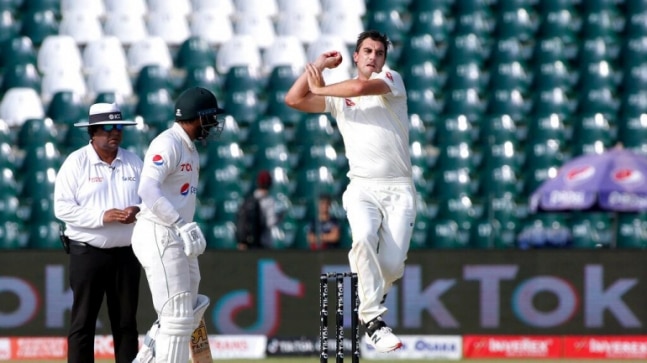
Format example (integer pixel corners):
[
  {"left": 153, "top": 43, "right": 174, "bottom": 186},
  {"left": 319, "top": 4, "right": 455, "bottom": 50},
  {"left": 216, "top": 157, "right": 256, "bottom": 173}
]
[
  {"left": 386, "top": 72, "right": 393, "bottom": 82},
  {"left": 152, "top": 155, "right": 164, "bottom": 166},
  {"left": 180, "top": 183, "right": 190, "bottom": 196},
  {"left": 345, "top": 98, "right": 356, "bottom": 107}
]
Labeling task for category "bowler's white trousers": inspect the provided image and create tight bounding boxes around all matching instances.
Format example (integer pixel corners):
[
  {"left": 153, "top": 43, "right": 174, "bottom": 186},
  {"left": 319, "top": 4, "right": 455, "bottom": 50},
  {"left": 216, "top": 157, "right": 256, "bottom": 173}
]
[{"left": 343, "top": 178, "right": 416, "bottom": 324}]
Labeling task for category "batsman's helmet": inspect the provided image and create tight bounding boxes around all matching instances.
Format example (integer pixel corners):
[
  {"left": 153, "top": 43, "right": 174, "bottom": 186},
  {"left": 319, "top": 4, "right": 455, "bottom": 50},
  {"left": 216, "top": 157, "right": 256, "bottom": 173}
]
[{"left": 175, "top": 86, "right": 226, "bottom": 140}]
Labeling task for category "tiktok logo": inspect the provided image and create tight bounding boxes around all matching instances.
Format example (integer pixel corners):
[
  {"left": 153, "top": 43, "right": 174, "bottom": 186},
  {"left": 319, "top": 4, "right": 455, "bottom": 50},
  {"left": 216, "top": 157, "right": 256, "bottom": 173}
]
[{"left": 212, "top": 259, "right": 304, "bottom": 335}]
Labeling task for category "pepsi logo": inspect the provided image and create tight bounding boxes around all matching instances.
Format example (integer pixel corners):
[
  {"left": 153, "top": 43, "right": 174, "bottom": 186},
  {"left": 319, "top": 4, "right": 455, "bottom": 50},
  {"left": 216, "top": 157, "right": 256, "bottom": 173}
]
[
  {"left": 386, "top": 71, "right": 393, "bottom": 82},
  {"left": 180, "top": 183, "right": 190, "bottom": 196},
  {"left": 344, "top": 98, "right": 356, "bottom": 106},
  {"left": 613, "top": 168, "right": 643, "bottom": 184},
  {"left": 565, "top": 165, "right": 595, "bottom": 183},
  {"left": 152, "top": 155, "right": 164, "bottom": 166}
]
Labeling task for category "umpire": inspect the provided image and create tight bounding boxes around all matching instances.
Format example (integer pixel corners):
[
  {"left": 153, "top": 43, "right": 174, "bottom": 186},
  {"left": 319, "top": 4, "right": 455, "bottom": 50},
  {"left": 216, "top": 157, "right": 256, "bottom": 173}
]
[{"left": 54, "top": 102, "right": 143, "bottom": 363}]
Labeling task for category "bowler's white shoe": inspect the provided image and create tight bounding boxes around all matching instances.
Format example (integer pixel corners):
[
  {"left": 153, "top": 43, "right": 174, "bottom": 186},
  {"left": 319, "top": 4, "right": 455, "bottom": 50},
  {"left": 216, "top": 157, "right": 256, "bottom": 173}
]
[{"left": 365, "top": 317, "right": 403, "bottom": 353}]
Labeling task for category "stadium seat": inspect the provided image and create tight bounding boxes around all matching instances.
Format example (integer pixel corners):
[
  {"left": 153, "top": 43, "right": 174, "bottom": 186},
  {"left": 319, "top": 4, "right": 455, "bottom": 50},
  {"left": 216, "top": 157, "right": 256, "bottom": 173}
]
[
  {"left": 407, "top": 88, "right": 443, "bottom": 122},
  {"left": 275, "top": 11, "right": 321, "bottom": 45},
  {"left": 616, "top": 213, "right": 647, "bottom": 249},
  {"left": 82, "top": 36, "right": 128, "bottom": 75},
  {"left": 264, "top": 65, "right": 303, "bottom": 124},
  {"left": 46, "top": 90, "right": 85, "bottom": 125},
  {"left": 402, "top": 60, "right": 445, "bottom": 93},
  {"left": 16, "top": 117, "right": 59, "bottom": 148},
  {"left": 536, "top": 1, "right": 581, "bottom": 41},
  {"left": 175, "top": 36, "right": 216, "bottom": 70},
  {"left": 221, "top": 89, "right": 262, "bottom": 125},
  {"left": 204, "top": 221, "right": 238, "bottom": 249},
  {"left": 104, "top": 0, "right": 147, "bottom": 16},
  {"left": 40, "top": 67, "right": 87, "bottom": 104},
  {"left": 223, "top": 65, "right": 261, "bottom": 93},
  {"left": 277, "top": 0, "right": 320, "bottom": 16},
  {"left": 58, "top": 10, "right": 103, "bottom": 45},
  {"left": 215, "top": 35, "right": 262, "bottom": 75},
  {"left": 521, "top": 139, "right": 568, "bottom": 195},
  {"left": 181, "top": 65, "right": 222, "bottom": 97},
  {"left": 234, "top": 12, "right": 276, "bottom": 50},
  {"left": 135, "top": 88, "right": 175, "bottom": 127},
  {"left": 569, "top": 113, "right": 615, "bottom": 156},
  {"left": 103, "top": 12, "right": 148, "bottom": 46},
  {"left": 291, "top": 113, "right": 339, "bottom": 148},
  {"left": 0, "top": 87, "right": 45, "bottom": 127},
  {"left": 493, "top": 1, "right": 537, "bottom": 41},
  {"left": 61, "top": 0, "right": 105, "bottom": 17},
  {"left": 320, "top": 0, "right": 365, "bottom": 17},
  {"left": 134, "top": 64, "right": 174, "bottom": 97},
  {"left": 408, "top": 5, "right": 454, "bottom": 41},
  {"left": 127, "top": 36, "right": 173, "bottom": 73},
  {"left": 517, "top": 213, "right": 571, "bottom": 249},
  {"left": 398, "top": 34, "right": 447, "bottom": 70},
  {"left": 234, "top": 0, "right": 278, "bottom": 17},
  {"left": 320, "top": 11, "right": 364, "bottom": 45},
  {"left": 192, "top": 0, "right": 235, "bottom": 15},
  {"left": 19, "top": 9, "right": 59, "bottom": 46},
  {"left": 189, "top": 8, "right": 234, "bottom": 46},
  {"left": 0, "top": 9, "right": 19, "bottom": 44},
  {"left": 147, "top": 10, "right": 191, "bottom": 46},
  {"left": 430, "top": 168, "right": 477, "bottom": 199},
  {"left": 263, "top": 35, "right": 307, "bottom": 73},
  {"left": 0, "top": 35, "right": 36, "bottom": 68},
  {"left": 569, "top": 212, "right": 613, "bottom": 249},
  {"left": 0, "top": 63, "right": 42, "bottom": 94},
  {"left": 148, "top": 0, "right": 191, "bottom": 16},
  {"left": 442, "top": 88, "right": 487, "bottom": 120},
  {"left": 86, "top": 65, "right": 133, "bottom": 100}
]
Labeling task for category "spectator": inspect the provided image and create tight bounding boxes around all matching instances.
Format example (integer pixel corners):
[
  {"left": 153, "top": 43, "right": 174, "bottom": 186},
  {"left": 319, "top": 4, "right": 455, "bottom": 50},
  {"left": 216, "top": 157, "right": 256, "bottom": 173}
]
[
  {"left": 307, "top": 194, "right": 341, "bottom": 250},
  {"left": 236, "top": 170, "right": 281, "bottom": 250}
]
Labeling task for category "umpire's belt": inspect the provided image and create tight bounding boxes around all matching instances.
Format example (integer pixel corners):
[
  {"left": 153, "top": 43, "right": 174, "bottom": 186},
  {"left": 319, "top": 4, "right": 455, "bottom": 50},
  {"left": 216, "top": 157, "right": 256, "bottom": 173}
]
[{"left": 68, "top": 239, "right": 92, "bottom": 248}]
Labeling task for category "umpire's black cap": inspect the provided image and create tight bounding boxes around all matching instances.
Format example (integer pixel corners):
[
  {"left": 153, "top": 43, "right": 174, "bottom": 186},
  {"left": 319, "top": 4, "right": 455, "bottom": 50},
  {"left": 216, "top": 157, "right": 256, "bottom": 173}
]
[{"left": 174, "top": 86, "right": 225, "bottom": 121}]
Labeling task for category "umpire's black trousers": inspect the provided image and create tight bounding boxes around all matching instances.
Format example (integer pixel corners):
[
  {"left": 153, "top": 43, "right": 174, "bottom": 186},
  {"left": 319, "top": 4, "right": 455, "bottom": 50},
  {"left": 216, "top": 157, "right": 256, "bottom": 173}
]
[{"left": 67, "top": 242, "right": 141, "bottom": 363}]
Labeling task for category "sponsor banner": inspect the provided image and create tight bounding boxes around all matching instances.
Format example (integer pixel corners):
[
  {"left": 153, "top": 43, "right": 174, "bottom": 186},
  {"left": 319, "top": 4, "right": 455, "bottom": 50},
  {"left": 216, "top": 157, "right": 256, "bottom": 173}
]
[
  {"left": 266, "top": 336, "right": 318, "bottom": 356},
  {"left": 564, "top": 336, "right": 647, "bottom": 359},
  {"left": 209, "top": 335, "right": 266, "bottom": 359},
  {"left": 361, "top": 335, "right": 462, "bottom": 360},
  {"left": 4, "top": 250, "right": 647, "bottom": 336},
  {"left": 463, "top": 335, "right": 561, "bottom": 358},
  {"left": 0, "top": 337, "right": 67, "bottom": 360}
]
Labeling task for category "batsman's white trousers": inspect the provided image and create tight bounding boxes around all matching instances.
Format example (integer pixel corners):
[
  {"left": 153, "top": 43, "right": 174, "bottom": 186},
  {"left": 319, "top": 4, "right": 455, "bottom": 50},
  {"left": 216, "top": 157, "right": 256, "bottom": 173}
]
[
  {"left": 343, "top": 178, "right": 416, "bottom": 324},
  {"left": 131, "top": 218, "right": 201, "bottom": 362}
]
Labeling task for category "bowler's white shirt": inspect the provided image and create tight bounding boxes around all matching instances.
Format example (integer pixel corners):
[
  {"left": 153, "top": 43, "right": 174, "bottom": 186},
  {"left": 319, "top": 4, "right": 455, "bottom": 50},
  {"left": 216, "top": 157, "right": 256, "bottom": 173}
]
[
  {"left": 54, "top": 143, "right": 143, "bottom": 248},
  {"left": 324, "top": 68, "right": 412, "bottom": 181},
  {"left": 137, "top": 123, "right": 200, "bottom": 225}
]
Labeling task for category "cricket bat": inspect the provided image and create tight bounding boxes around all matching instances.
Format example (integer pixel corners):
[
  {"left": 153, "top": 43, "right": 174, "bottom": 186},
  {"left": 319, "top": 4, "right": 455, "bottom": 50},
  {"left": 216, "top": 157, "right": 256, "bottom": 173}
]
[{"left": 189, "top": 318, "right": 212, "bottom": 363}]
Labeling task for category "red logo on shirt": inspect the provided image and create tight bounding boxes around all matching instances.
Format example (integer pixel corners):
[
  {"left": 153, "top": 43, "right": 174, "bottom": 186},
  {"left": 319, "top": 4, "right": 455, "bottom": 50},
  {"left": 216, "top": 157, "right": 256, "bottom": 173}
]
[
  {"left": 386, "top": 72, "right": 393, "bottom": 82},
  {"left": 180, "top": 183, "right": 190, "bottom": 196},
  {"left": 152, "top": 155, "right": 164, "bottom": 166},
  {"left": 345, "top": 98, "right": 356, "bottom": 107}
]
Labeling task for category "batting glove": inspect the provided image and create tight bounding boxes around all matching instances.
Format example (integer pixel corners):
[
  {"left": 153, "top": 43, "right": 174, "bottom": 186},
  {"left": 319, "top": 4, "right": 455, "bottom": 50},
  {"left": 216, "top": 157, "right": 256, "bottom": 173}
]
[{"left": 177, "top": 222, "right": 207, "bottom": 257}]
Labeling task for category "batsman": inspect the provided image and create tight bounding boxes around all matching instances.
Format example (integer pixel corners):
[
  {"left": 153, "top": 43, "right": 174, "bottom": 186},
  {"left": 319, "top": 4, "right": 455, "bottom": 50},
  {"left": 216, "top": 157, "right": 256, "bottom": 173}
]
[
  {"left": 285, "top": 30, "right": 415, "bottom": 353},
  {"left": 131, "top": 87, "right": 225, "bottom": 362}
]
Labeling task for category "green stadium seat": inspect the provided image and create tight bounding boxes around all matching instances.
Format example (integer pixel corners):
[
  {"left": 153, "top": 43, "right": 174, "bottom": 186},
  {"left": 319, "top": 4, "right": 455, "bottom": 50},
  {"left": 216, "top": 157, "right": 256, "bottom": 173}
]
[
  {"left": 531, "top": 89, "right": 577, "bottom": 118},
  {"left": 1, "top": 63, "right": 41, "bottom": 94},
  {"left": 569, "top": 113, "right": 615, "bottom": 156},
  {"left": 521, "top": 139, "right": 568, "bottom": 194},
  {"left": 181, "top": 65, "right": 221, "bottom": 98},
  {"left": 120, "top": 124, "right": 149, "bottom": 157},
  {"left": 293, "top": 166, "right": 340, "bottom": 202},
  {"left": 134, "top": 64, "right": 173, "bottom": 97},
  {"left": 470, "top": 218, "right": 517, "bottom": 249},
  {"left": 246, "top": 116, "right": 289, "bottom": 149},
  {"left": 493, "top": 2, "right": 537, "bottom": 41},
  {"left": 16, "top": 117, "right": 59, "bottom": 149},
  {"left": 0, "top": 10, "right": 19, "bottom": 45},
  {"left": 410, "top": 213, "right": 431, "bottom": 249},
  {"left": 579, "top": 6, "right": 623, "bottom": 41},
  {"left": 200, "top": 164, "right": 247, "bottom": 202},
  {"left": 453, "top": 1, "right": 494, "bottom": 37},
  {"left": 569, "top": 212, "right": 613, "bottom": 249},
  {"left": 364, "top": 10, "right": 408, "bottom": 44},
  {"left": 487, "top": 89, "right": 531, "bottom": 119},
  {"left": 616, "top": 213, "right": 647, "bottom": 249},
  {"left": 205, "top": 221, "right": 238, "bottom": 250},
  {"left": 478, "top": 164, "right": 521, "bottom": 198},
  {"left": 398, "top": 35, "right": 447, "bottom": 70},
  {"left": 407, "top": 7, "right": 453, "bottom": 42},
  {"left": 434, "top": 114, "right": 478, "bottom": 145},
  {"left": 479, "top": 114, "right": 521, "bottom": 146},
  {"left": 175, "top": 36, "right": 215, "bottom": 69},
  {"left": 46, "top": 90, "right": 85, "bottom": 125},
  {"left": 264, "top": 65, "right": 303, "bottom": 125},
  {"left": 536, "top": 2, "right": 580, "bottom": 41},
  {"left": 19, "top": 9, "right": 59, "bottom": 46},
  {"left": 0, "top": 35, "right": 36, "bottom": 68},
  {"left": 221, "top": 89, "right": 262, "bottom": 126},
  {"left": 517, "top": 212, "right": 571, "bottom": 249},
  {"left": 618, "top": 114, "right": 647, "bottom": 151},
  {"left": 28, "top": 220, "right": 64, "bottom": 249},
  {"left": 428, "top": 218, "right": 471, "bottom": 249},
  {"left": 291, "top": 113, "right": 339, "bottom": 148},
  {"left": 135, "top": 89, "right": 175, "bottom": 127},
  {"left": 442, "top": 88, "right": 487, "bottom": 119},
  {"left": 223, "top": 65, "right": 261, "bottom": 93},
  {"left": 407, "top": 88, "right": 443, "bottom": 122},
  {"left": 402, "top": 60, "right": 445, "bottom": 93}
]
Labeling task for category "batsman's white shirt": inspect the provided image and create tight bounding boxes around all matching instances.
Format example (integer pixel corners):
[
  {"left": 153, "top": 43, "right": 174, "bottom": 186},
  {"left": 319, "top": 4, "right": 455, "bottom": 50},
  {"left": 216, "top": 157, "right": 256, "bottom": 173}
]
[
  {"left": 136, "top": 122, "right": 199, "bottom": 225},
  {"left": 324, "top": 68, "right": 416, "bottom": 324},
  {"left": 54, "top": 144, "right": 143, "bottom": 248}
]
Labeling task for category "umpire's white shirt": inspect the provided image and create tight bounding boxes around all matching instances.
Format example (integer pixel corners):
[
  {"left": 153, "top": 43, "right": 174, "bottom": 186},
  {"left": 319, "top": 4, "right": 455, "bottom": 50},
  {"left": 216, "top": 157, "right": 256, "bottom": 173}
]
[
  {"left": 54, "top": 143, "right": 143, "bottom": 248},
  {"left": 324, "top": 68, "right": 411, "bottom": 181},
  {"left": 136, "top": 123, "right": 199, "bottom": 225}
]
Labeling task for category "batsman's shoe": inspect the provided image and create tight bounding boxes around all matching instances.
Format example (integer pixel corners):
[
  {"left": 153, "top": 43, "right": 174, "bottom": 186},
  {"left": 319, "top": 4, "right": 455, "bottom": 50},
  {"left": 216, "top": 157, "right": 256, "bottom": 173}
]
[{"left": 365, "top": 316, "right": 403, "bottom": 353}]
